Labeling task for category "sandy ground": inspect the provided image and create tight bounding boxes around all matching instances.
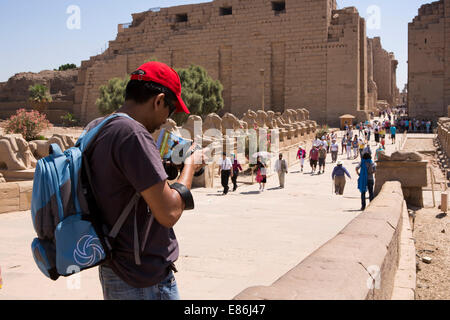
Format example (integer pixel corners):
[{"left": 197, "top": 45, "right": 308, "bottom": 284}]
[
  {"left": 413, "top": 207, "right": 450, "bottom": 300},
  {"left": 406, "top": 134, "right": 450, "bottom": 300}
]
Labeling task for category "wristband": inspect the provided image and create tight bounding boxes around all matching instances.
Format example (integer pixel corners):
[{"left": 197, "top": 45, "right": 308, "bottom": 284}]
[{"left": 170, "top": 182, "right": 195, "bottom": 210}]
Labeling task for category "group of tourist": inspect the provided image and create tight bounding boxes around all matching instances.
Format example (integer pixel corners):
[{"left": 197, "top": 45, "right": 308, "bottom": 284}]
[{"left": 218, "top": 106, "right": 428, "bottom": 210}]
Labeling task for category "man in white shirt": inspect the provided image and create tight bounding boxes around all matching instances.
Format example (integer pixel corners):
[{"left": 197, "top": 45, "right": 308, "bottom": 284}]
[
  {"left": 218, "top": 152, "right": 233, "bottom": 195},
  {"left": 274, "top": 153, "right": 288, "bottom": 188},
  {"left": 330, "top": 139, "right": 339, "bottom": 163}
]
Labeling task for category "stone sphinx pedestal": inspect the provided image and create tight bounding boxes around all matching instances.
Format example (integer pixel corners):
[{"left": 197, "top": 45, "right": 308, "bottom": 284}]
[{"left": 375, "top": 152, "right": 428, "bottom": 207}]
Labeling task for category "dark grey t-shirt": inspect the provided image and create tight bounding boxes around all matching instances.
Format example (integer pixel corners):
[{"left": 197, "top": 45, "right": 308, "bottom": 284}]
[{"left": 84, "top": 115, "right": 178, "bottom": 288}]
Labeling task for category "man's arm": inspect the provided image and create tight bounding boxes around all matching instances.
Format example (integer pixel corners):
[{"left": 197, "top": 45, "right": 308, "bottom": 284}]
[{"left": 344, "top": 168, "right": 352, "bottom": 179}]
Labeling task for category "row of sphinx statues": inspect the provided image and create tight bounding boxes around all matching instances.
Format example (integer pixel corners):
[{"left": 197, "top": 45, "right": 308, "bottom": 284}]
[
  {"left": 155, "top": 108, "right": 318, "bottom": 144},
  {"left": 0, "top": 108, "right": 317, "bottom": 174},
  {"left": 0, "top": 134, "right": 76, "bottom": 172}
]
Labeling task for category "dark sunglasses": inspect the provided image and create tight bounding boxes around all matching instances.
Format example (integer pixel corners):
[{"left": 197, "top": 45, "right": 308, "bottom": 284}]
[{"left": 165, "top": 99, "right": 177, "bottom": 117}]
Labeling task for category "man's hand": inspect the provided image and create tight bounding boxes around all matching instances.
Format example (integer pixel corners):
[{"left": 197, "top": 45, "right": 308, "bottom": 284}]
[{"left": 184, "top": 143, "right": 209, "bottom": 173}]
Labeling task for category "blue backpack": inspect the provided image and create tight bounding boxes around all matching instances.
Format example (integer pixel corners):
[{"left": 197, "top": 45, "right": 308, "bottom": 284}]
[{"left": 31, "top": 113, "right": 145, "bottom": 280}]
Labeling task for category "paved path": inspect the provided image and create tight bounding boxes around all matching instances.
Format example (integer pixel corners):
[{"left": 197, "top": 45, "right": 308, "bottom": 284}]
[{"left": 0, "top": 128, "right": 401, "bottom": 300}]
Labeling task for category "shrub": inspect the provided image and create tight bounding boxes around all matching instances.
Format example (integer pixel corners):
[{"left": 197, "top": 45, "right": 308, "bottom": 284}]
[
  {"left": 61, "top": 112, "right": 78, "bottom": 127},
  {"left": 56, "top": 63, "right": 77, "bottom": 71},
  {"left": 316, "top": 125, "right": 329, "bottom": 139},
  {"left": 29, "top": 84, "right": 52, "bottom": 113},
  {"left": 173, "top": 65, "right": 224, "bottom": 126},
  {"left": 96, "top": 77, "right": 129, "bottom": 116},
  {"left": 5, "top": 109, "right": 51, "bottom": 141}
]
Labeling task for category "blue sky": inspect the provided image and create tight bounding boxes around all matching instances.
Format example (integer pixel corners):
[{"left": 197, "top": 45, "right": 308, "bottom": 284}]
[{"left": 0, "top": 0, "right": 434, "bottom": 89}]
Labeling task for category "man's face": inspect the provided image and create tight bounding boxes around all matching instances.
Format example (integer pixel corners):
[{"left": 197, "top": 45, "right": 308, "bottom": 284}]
[{"left": 146, "top": 93, "right": 175, "bottom": 133}]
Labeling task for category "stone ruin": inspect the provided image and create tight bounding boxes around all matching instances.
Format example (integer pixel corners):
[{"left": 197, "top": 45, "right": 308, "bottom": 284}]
[
  {"left": 375, "top": 151, "right": 427, "bottom": 207},
  {"left": 0, "top": 133, "right": 79, "bottom": 173},
  {"left": 29, "top": 134, "right": 77, "bottom": 159},
  {"left": 0, "top": 134, "right": 37, "bottom": 171}
]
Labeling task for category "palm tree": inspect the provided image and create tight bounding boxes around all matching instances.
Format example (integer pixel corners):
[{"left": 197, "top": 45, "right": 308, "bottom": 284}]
[{"left": 29, "top": 84, "right": 52, "bottom": 112}]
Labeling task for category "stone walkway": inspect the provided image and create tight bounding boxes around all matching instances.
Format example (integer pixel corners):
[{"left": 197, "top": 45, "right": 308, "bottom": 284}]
[{"left": 0, "top": 128, "right": 401, "bottom": 300}]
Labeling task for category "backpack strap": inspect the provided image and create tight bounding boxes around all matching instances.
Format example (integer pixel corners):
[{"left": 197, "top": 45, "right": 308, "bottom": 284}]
[
  {"left": 108, "top": 193, "right": 141, "bottom": 238},
  {"left": 76, "top": 113, "right": 132, "bottom": 152}
]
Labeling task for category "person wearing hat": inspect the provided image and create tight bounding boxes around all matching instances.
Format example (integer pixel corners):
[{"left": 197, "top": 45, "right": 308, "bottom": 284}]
[
  {"left": 83, "top": 61, "right": 207, "bottom": 300},
  {"left": 296, "top": 145, "right": 306, "bottom": 172},
  {"left": 331, "top": 160, "right": 351, "bottom": 195}
]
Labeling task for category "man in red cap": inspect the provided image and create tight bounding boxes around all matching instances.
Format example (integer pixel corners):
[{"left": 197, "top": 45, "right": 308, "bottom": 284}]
[{"left": 82, "top": 61, "right": 206, "bottom": 300}]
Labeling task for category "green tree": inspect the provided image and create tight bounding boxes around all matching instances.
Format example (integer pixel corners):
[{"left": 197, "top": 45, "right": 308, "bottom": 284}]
[
  {"left": 96, "top": 77, "right": 129, "bottom": 116},
  {"left": 29, "top": 84, "right": 52, "bottom": 112},
  {"left": 173, "top": 65, "right": 224, "bottom": 125},
  {"left": 56, "top": 63, "right": 77, "bottom": 71}
]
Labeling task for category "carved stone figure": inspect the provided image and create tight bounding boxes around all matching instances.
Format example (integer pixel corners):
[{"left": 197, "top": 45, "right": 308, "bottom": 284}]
[
  {"left": 241, "top": 110, "right": 258, "bottom": 129},
  {"left": 29, "top": 134, "right": 77, "bottom": 159},
  {"left": 203, "top": 113, "right": 223, "bottom": 134},
  {"left": 222, "top": 113, "right": 244, "bottom": 134},
  {"left": 182, "top": 115, "right": 203, "bottom": 140},
  {"left": 255, "top": 110, "right": 269, "bottom": 129},
  {"left": 0, "top": 134, "right": 37, "bottom": 170}
]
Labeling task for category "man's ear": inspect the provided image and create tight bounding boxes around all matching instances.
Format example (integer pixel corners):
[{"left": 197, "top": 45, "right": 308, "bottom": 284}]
[{"left": 153, "top": 93, "right": 166, "bottom": 111}]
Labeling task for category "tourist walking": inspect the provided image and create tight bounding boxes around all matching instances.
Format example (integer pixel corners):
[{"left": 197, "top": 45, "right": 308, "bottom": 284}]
[
  {"left": 380, "top": 135, "right": 385, "bottom": 149},
  {"left": 390, "top": 125, "right": 397, "bottom": 144},
  {"left": 219, "top": 152, "right": 233, "bottom": 195},
  {"left": 352, "top": 136, "right": 359, "bottom": 159},
  {"left": 296, "top": 145, "right": 306, "bottom": 172},
  {"left": 254, "top": 156, "right": 267, "bottom": 192},
  {"left": 358, "top": 139, "right": 365, "bottom": 159},
  {"left": 231, "top": 154, "right": 242, "bottom": 192},
  {"left": 332, "top": 160, "right": 351, "bottom": 195},
  {"left": 309, "top": 145, "right": 319, "bottom": 174},
  {"left": 375, "top": 144, "right": 384, "bottom": 161},
  {"left": 346, "top": 136, "right": 353, "bottom": 159},
  {"left": 330, "top": 139, "right": 339, "bottom": 163},
  {"left": 363, "top": 142, "right": 372, "bottom": 157},
  {"left": 318, "top": 144, "right": 327, "bottom": 174},
  {"left": 341, "top": 135, "right": 347, "bottom": 155},
  {"left": 356, "top": 153, "right": 376, "bottom": 210},
  {"left": 274, "top": 153, "right": 288, "bottom": 188},
  {"left": 374, "top": 125, "right": 380, "bottom": 143}
]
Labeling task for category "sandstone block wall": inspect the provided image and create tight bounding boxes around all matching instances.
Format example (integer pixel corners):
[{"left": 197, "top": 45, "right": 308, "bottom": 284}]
[
  {"left": 0, "top": 181, "right": 33, "bottom": 214},
  {"left": 72, "top": 0, "right": 391, "bottom": 127},
  {"left": 408, "top": 0, "right": 450, "bottom": 120},
  {"left": 234, "top": 181, "right": 407, "bottom": 300},
  {"left": 371, "top": 37, "right": 399, "bottom": 107},
  {"left": 437, "top": 117, "right": 450, "bottom": 158}
]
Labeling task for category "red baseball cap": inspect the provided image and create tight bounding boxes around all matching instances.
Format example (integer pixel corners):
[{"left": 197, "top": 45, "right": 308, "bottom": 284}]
[{"left": 130, "top": 61, "right": 190, "bottom": 114}]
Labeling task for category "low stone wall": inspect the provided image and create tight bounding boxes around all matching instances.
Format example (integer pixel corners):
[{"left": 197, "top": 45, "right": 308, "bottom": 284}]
[
  {"left": 437, "top": 117, "right": 450, "bottom": 159},
  {"left": 234, "top": 181, "right": 408, "bottom": 300},
  {"left": 0, "top": 181, "right": 33, "bottom": 214}
]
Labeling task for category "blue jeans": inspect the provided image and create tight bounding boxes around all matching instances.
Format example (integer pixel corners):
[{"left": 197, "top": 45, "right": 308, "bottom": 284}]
[{"left": 99, "top": 265, "right": 180, "bottom": 300}]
